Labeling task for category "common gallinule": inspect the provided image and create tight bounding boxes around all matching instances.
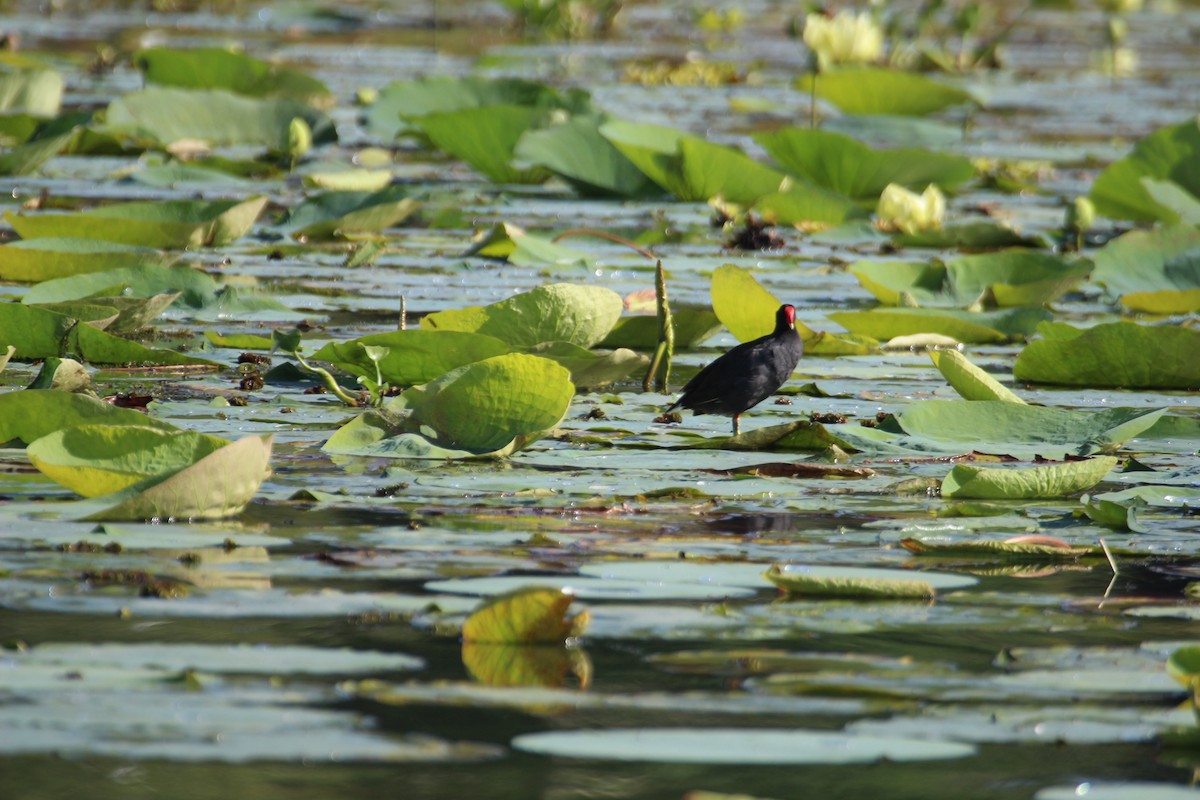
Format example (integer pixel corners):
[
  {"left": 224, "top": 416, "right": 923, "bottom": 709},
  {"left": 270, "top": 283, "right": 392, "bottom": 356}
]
[{"left": 668, "top": 304, "right": 804, "bottom": 435}]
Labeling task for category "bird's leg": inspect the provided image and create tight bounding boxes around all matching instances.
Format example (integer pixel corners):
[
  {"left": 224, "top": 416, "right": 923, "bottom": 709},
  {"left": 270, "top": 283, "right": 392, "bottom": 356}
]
[{"left": 731, "top": 414, "right": 740, "bottom": 436}]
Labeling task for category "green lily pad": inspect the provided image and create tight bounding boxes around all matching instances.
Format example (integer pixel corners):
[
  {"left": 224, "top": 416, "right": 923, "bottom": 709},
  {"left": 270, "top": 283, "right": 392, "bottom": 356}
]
[
  {"left": 945, "top": 250, "right": 1093, "bottom": 307},
  {"left": 0, "top": 302, "right": 219, "bottom": 367},
  {"left": 26, "top": 425, "right": 230, "bottom": 498},
  {"left": 1090, "top": 117, "right": 1200, "bottom": 223},
  {"left": 461, "top": 587, "right": 588, "bottom": 644},
  {"left": 0, "top": 389, "right": 176, "bottom": 446},
  {"left": 599, "top": 305, "right": 722, "bottom": 349},
  {"left": 134, "top": 47, "right": 333, "bottom": 107},
  {"left": 464, "top": 223, "right": 593, "bottom": 267},
  {"left": 83, "top": 433, "right": 273, "bottom": 521},
  {"left": 5, "top": 197, "right": 268, "bottom": 249},
  {"left": 525, "top": 341, "right": 647, "bottom": 388},
  {"left": 0, "top": 238, "right": 172, "bottom": 282},
  {"left": 0, "top": 68, "right": 63, "bottom": 116},
  {"left": 0, "top": 127, "right": 76, "bottom": 176},
  {"left": 830, "top": 307, "right": 1051, "bottom": 343},
  {"left": 1091, "top": 226, "right": 1200, "bottom": 314},
  {"left": 313, "top": 330, "right": 512, "bottom": 388},
  {"left": 753, "top": 181, "right": 868, "bottom": 226},
  {"left": 124, "top": 162, "right": 254, "bottom": 188},
  {"left": 765, "top": 563, "right": 975, "bottom": 598},
  {"left": 104, "top": 87, "right": 336, "bottom": 150},
  {"left": 301, "top": 167, "right": 393, "bottom": 192},
  {"left": 413, "top": 104, "right": 552, "bottom": 184},
  {"left": 849, "top": 259, "right": 948, "bottom": 306},
  {"left": 941, "top": 456, "right": 1118, "bottom": 499},
  {"left": 19, "top": 642, "right": 421, "bottom": 675},
  {"left": 512, "top": 727, "right": 974, "bottom": 764},
  {"left": 1013, "top": 321, "right": 1200, "bottom": 389},
  {"left": 895, "top": 220, "right": 1042, "bottom": 249},
  {"left": 929, "top": 349, "right": 1025, "bottom": 403},
  {"left": 756, "top": 127, "right": 975, "bottom": 199},
  {"left": 513, "top": 113, "right": 658, "bottom": 198},
  {"left": 21, "top": 263, "right": 218, "bottom": 307},
  {"left": 421, "top": 283, "right": 623, "bottom": 349},
  {"left": 797, "top": 68, "right": 978, "bottom": 116},
  {"left": 284, "top": 186, "right": 418, "bottom": 240}
]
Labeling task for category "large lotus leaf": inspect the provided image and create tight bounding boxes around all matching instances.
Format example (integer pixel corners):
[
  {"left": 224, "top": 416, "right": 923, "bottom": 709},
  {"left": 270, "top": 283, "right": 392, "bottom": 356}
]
[
  {"left": 0, "top": 238, "right": 172, "bottom": 282},
  {"left": 797, "top": 68, "right": 977, "bottom": 116},
  {"left": 895, "top": 401, "right": 1165, "bottom": 456},
  {"left": 513, "top": 114, "right": 658, "bottom": 198},
  {"left": 27, "top": 425, "right": 230, "bottom": 498},
  {"left": 1090, "top": 117, "right": 1200, "bottom": 223},
  {"left": 945, "top": 250, "right": 1093, "bottom": 307},
  {"left": 464, "top": 223, "right": 592, "bottom": 267},
  {"left": 403, "top": 353, "right": 574, "bottom": 452},
  {"left": 125, "top": 162, "right": 254, "bottom": 189},
  {"left": 312, "top": 330, "right": 512, "bottom": 387},
  {"left": 104, "top": 87, "right": 336, "bottom": 150},
  {"left": 421, "top": 283, "right": 623, "bottom": 349},
  {"left": 365, "top": 75, "right": 592, "bottom": 141},
  {"left": 0, "top": 128, "right": 76, "bottom": 176},
  {"left": 0, "top": 390, "right": 176, "bottom": 446},
  {"left": 1141, "top": 178, "right": 1200, "bottom": 225},
  {"left": 83, "top": 434, "right": 273, "bottom": 522},
  {"left": 1013, "top": 321, "right": 1200, "bottom": 389},
  {"left": 711, "top": 264, "right": 876, "bottom": 354},
  {"left": 525, "top": 340, "right": 648, "bottom": 388},
  {"left": 461, "top": 587, "right": 588, "bottom": 644},
  {"left": 599, "top": 119, "right": 696, "bottom": 199},
  {"left": 896, "top": 220, "right": 1042, "bottom": 249},
  {"left": 849, "top": 260, "right": 948, "bottom": 305},
  {"left": 284, "top": 186, "right": 419, "bottom": 240},
  {"left": 942, "top": 457, "right": 1118, "bottom": 499},
  {"left": 21, "top": 264, "right": 218, "bottom": 307},
  {"left": 0, "top": 69, "right": 63, "bottom": 116},
  {"left": 829, "top": 307, "right": 1050, "bottom": 343},
  {"left": 5, "top": 197, "right": 267, "bottom": 249},
  {"left": 756, "top": 127, "right": 975, "bottom": 199},
  {"left": 0, "top": 302, "right": 218, "bottom": 367},
  {"left": 929, "top": 349, "right": 1025, "bottom": 403},
  {"left": 752, "top": 181, "right": 866, "bottom": 226},
  {"left": 33, "top": 291, "right": 180, "bottom": 334},
  {"left": 1091, "top": 226, "right": 1200, "bottom": 313},
  {"left": 599, "top": 306, "right": 723, "bottom": 349},
  {"left": 677, "top": 137, "right": 789, "bottom": 205},
  {"left": 134, "top": 47, "right": 333, "bottom": 107},
  {"left": 413, "top": 105, "right": 552, "bottom": 184}
]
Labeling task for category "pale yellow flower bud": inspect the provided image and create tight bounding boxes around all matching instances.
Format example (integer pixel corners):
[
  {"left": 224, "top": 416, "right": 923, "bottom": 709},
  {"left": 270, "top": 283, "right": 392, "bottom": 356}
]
[
  {"left": 876, "top": 184, "right": 946, "bottom": 235},
  {"left": 803, "top": 11, "right": 884, "bottom": 71}
]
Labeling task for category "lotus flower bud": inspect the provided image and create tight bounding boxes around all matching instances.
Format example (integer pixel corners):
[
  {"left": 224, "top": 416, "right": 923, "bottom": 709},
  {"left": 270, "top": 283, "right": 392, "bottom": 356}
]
[{"left": 876, "top": 184, "right": 946, "bottom": 235}]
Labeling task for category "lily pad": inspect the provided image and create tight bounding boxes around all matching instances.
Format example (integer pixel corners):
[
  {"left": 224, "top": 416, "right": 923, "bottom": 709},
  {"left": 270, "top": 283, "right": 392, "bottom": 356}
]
[
  {"left": 312, "top": 330, "right": 512, "bottom": 388},
  {"left": 756, "top": 127, "right": 975, "bottom": 200},
  {"left": 1013, "top": 321, "right": 1200, "bottom": 389},
  {"left": 941, "top": 456, "right": 1118, "bottom": 499},
  {"left": 945, "top": 250, "right": 1092, "bottom": 307},
  {"left": 0, "top": 68, "right": 63, "bottom": 116},
  {"left": 599, "top": 305, "right": 722, "bottom": 349},
  {"left": 5, "top": 197, "right": 268, "bottom": 249},
  {"left": 525, "top": 341, "right": 647, "bottom": 388},
  {"left": 0, "top": 128, "right": 76, "bottom": 176},
  {"left": 284, "top": 186, "right": 418, "bottom": 240},
  {"left": 765, "top": 563, "right": 975, "bottom": 598},
  {"left": 1090, "top": 116, "right": 1200, "bottom": 223},
  {"left": 464, "top": 223, "right": 593, "bottom": 267},
  {"left": 0, "top": 389, "right": 175, "bottom": 446},
  {"left": 797, "top": 68, "right": 978, "bottom": 116},
  {"left": 513, "top": 113, "right": 658, "bottom": 198},
  {"left": 512, "top": 727, "right": 974, "bottom": 764},
  {"left": 413, "top": 104, "right": 552, "bottom": 184},
  {"left": 26, "top": 425, "right": 229, "bottom": 498},
  {"left": 929, "top": 349, "right": 1025, "bottom": 403},
  {"left": 829, "top": 307, "right": 1051, "bottom": 343},
  {"left": 1091, "top": 226, "right": 1200, "bottom": 314},
  {"left": 0, "top": 238, "right": 172, "bottom": 282},
  {"left": 421, "top": 283, "right": 623, "bottom": 349},
  {"left": 104, "top": 87, "right": 336, "bottom": 151},
  {"left": 135, "top": 47, "right": 333, "bottom": 107}
]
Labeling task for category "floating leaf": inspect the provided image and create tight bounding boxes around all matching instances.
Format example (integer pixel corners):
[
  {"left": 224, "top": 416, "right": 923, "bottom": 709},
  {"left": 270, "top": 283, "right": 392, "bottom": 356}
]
[
  {"left": 753, "top": 182, "right": 866, "bottom": 226},
  {"left": 797, "top": 68, "right": 977, "bottom": 116},
  {"left": 0, "top": 238, "right": 172, "bottom": 282},
  {"left": 598, "top": 119, "right": 696, "bottom": 199},
  {"left": 27, "top": 425, "right": 229, "bottom": 498},
  {"left": 6, "top": 197, "right": 268, "bottom": 249},
  {"left": 677, "top": 137, "right": 790, "bottom": 205},
  {"left": 830, "top": 307, "right": 1050, "bottom": 343},
  {"left": 756, "top": 127, "right": 975, "bottom": 199},
  {"left": 850, "top": 259, "right": 948, "bottom": 306},
  {"left": 413, "top": 105, "right": 552, "bottom": 184},
  {"left": 33, "top": 291, "right": 181, "bottom": 334},
  {"left": 1166, "top": 646, "right": 1200, "bottom": 690},
  {"left": 0, "top": 68, "right": 63, "bottom": 116},
  {"left": 421, "top": 283, "right": 623, "bottom": 348},
  {"left": 104, "top": 87, "right": 336, "bottom": 150},
  {"left": 0, "top": 128, "right": 76, "bottom": 176},
  {"left": 895, "top": 220, "right": 1041, "bottom": 249},
  {"left": 461, "top": 586, "right": 588, "bottom": 643},
  {"left": 1090, "top": 117, "right": 1200, "bottom": 223},
  {"left": 461, "top": 642, "right": 592, "bottom": 688},
  {"left": 765, "top": 563, "right": 940, "bottom": 599},
  {"left": 284, "top": 186, "right": 418, "bottom": 240},
  {"left": 21, "top": 264, "right": 218, "bottom": 307},
  {"left": 0, "top": 390, "right": 175, "bottom": 446},
  {"left": 403, "top": 354, "right": 574, "bottom": 453},
  {"left": 301, "top": 168, "right": 392, "bottom": 192},
  {"left": 312, "top": 330, "right": 511, "bottom": 387},
  {"left": 512, "top": 728, "right": 974, "bottom": 764},
  {"left": 1013, "top": 321, "right": 1200, "bottom": 389},
  {"left": 1091, "top": 226, "right": 1200, "bottom": 314},
  {"left": 525, "top": 341, "right": 648, "bottom": 388},
  {"left": 941, "top": 456, "right": 1118, "bottom": 499},
  {"left": 929, "top": 349, "right": 1026, "bottom": 403},
  {"left": 600, "top": 305, "right": 722, "bottom": 349},
  {"left": 900, "top": 538, "right": 1097, "bottom": 559},
  {"left": 513, "top": 113, "right": 658, "bottom": 198},
  {"left": 134, "top": 47, "right": 333, "bottom": 107},
  {"left": 464, "top": 223, "right": 593, "bottom": 267},
  {"left": 84, "top": 434, "right": 273, "bottom": 521},
  {"left": 945, "top": 250, "right": 1092, "bottom": 307}
]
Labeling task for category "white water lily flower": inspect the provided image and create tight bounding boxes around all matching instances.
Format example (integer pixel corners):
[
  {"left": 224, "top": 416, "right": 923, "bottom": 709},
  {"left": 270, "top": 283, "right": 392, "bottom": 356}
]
[
  {"left": 876, "top": 184, "right": 946, "bottom": 235},
  {"left": 803, "top": 10, "right": 884, "bottom": 70}
]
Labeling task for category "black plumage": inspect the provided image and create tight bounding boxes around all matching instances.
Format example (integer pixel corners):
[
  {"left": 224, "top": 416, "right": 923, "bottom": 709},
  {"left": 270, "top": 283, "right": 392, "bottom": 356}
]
[{"left": 668, "top": 304, "right": 804, "bottom": 435}]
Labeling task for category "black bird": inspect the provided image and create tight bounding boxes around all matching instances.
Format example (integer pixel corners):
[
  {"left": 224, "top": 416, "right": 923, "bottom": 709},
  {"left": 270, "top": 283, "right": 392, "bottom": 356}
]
[{"left": 668, "top": 304, "right": 804, "bottom": 435}]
